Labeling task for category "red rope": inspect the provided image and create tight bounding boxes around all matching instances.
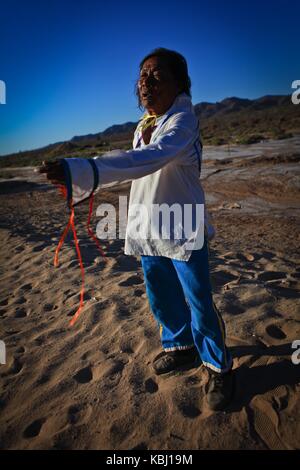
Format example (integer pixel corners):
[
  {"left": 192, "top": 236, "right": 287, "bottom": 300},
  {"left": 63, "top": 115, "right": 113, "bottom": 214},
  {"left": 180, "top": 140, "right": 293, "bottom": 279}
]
[
  {"left": 87, "top": 193, "right": 107, "bottom": 259},
  {"left": 54, "top": 186, "right": 106, "bottom": 327},
  {"left": 54, "top": 216, "right": 71, "bottom": 267},
  {"left": 68, "top": 207, "right": 85, "bottom": 327}
]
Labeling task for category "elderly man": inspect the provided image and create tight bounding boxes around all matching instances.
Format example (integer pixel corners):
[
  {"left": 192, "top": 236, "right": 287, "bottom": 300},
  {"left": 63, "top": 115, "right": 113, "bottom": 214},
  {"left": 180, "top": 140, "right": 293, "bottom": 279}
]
[{"left": 41, "top": 48, "right": 234, "bottom": 411}]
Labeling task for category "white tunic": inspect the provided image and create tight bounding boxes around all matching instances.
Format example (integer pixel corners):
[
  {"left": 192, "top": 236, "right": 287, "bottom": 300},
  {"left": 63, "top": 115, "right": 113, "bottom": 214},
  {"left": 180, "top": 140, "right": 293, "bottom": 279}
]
[{"left": 62, "top": 93, "right": 215, "bottom": 260}]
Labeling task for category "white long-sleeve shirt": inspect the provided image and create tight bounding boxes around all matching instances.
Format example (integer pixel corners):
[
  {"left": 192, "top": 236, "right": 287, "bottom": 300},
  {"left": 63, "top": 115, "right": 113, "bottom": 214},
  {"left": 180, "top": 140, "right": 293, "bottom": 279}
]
[{"left": 62, "top": 93, "right": 215, "bottom": 260}]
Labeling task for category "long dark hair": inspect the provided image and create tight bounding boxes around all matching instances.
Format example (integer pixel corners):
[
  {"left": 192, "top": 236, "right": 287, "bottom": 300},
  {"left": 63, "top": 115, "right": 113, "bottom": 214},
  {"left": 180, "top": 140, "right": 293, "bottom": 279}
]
[{"left": 135, "top": 47, "right": 192, "bottom": 108}]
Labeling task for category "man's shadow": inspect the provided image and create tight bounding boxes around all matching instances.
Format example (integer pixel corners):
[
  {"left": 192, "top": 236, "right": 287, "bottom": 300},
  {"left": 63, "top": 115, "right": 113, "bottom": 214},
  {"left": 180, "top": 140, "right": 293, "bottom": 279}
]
[{"left": 226, "top": 342, "right": 300, "bottom": 412}]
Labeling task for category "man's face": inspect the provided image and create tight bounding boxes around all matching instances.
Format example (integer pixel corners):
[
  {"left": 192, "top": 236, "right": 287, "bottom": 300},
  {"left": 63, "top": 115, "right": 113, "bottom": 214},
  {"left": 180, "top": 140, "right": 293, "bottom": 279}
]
[{"left": 138, "top": 56, "right": 180, "bottom": 115}]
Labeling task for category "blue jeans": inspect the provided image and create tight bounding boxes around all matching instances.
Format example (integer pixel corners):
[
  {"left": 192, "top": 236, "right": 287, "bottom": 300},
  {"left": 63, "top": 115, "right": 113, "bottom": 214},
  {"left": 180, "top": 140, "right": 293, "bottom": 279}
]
[{"left": 141, "top": 238, "right": 232, "bottom": 373}]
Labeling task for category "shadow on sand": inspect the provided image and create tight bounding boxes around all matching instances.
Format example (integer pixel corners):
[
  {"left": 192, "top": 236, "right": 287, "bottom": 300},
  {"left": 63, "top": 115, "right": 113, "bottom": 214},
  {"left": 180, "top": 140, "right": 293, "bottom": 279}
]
[{"left": 227, "top": 342, "right": 300, "bottom": 412}]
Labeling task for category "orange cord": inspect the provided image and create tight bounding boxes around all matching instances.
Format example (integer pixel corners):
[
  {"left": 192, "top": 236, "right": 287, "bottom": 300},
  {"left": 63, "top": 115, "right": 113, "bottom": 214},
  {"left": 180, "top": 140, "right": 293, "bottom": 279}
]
[
  {"left": 68, "top": 207, "right": 85, "bottom": 327},
  {"left": 87, "top": 193, "right": 107, "bottom": 259},
  {"left": 54, "top": 186, "right": 106, "bottom": 326}
]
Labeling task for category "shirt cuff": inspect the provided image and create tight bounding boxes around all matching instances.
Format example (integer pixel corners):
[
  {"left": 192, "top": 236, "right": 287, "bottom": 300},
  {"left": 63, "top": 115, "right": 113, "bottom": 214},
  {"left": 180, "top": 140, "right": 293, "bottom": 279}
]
[{"left": 61, "top": 158, "right": 96, "bottom": 206}]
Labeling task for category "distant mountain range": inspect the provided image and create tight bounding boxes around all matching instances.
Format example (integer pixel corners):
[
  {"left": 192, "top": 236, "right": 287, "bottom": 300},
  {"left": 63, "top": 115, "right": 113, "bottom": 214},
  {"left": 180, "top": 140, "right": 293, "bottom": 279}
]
[{"left": 1, "top": 95, "right": 299, "bottom": 167}]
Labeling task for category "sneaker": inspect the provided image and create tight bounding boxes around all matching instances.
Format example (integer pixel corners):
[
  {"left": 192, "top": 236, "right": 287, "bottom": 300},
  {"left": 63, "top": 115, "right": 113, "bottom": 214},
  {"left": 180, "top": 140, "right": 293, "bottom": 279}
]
[
  {"left": 206, "top": 369, "right": 235, "bottom": 411},
  {"left": 153, "top": 347, "right": 199, "bottom": 375}
]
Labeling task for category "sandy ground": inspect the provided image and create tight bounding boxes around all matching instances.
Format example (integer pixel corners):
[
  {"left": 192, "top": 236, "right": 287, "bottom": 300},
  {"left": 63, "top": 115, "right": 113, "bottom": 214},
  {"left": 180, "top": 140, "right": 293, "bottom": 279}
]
[{"left": 0, "top": 141, "right": 299, "bottom": 450}]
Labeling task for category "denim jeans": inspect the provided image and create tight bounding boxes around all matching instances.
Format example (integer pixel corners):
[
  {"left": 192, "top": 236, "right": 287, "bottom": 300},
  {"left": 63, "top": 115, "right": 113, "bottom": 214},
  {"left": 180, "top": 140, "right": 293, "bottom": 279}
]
[{"left": 141, "top": 238, "right": 232, "bottom": 373}]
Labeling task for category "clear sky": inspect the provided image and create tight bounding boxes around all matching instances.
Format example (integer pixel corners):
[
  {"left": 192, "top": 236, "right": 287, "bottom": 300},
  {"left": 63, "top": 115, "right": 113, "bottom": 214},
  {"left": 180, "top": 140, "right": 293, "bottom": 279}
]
[{"left": 0, "top": 0, "right": 299, "bottom": 155}]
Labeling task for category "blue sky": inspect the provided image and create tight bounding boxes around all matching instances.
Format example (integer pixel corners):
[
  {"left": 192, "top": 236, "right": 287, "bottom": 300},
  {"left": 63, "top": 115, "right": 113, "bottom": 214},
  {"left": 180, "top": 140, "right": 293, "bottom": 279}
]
[{"left": 0, "top": 0, "right": 299, "bottom": 155}]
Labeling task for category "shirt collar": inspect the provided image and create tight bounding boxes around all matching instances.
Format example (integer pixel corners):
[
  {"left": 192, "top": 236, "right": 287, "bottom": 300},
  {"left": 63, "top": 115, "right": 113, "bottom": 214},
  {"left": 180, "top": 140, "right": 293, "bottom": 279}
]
[{"left": 140, "top": 93, "right": 193, "bottom": 123}]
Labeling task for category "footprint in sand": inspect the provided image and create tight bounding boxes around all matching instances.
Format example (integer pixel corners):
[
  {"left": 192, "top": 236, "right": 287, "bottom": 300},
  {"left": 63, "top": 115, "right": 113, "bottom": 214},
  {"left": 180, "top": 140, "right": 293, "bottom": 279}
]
[
  {"left": 105, "top": 360, "right": 126, "bottom": 376},
  {"left": 14, "top": 296, "right": 27, "bottom": 306},
  {"left": 222, "top": 293, "right": 246, "bottom": 315},
  {"left": 257, "top": 271, "right": 287, "bottom": 282},
  {"left": 33, "top": 335, "right": 46, "bottom": 346},
  {"left": 36, "top": 373, "right": 51, "bottom": 385},
  {"left": 10, "top": 358, "right": 23, "bottom": 375},
  {"left": 67, "top": 405, "right": 84, "bottom": 425},
  {"left": 44, "top": 303, "right": 58, "bottom": 312},
  {"left": 15, "top": 307, "right": 28, "bottom": 318},
  {"left": 113, "top": 305, "right": 131, "bottom": 319},
  {"left": 144, "top": 378, "right": 159, "bottom": 394},
  {"left": 15, "top": 246, "right": 25, "bottom": 253},
  {"left": 134, "top": 288, "right": 146, "bottom": 297},
  {"left": 73, "top": 366, "right": 93, "bottom": 384},
  {"left": 267, "top": 310, "right": 283, "bottom": 319},
  {"left": 67, "top": 403, "right": 92, "bottom": 425},
  {"left": 265, "top": 281, "right": 300, "bottom": 299},
  {"left": 4, "top": 329, "right": 20, "bottom": 337},
  {"left": 0, "top": 298, "right": 9, "bottom": 307},
  {"left": 143, "top": 328, "right": 156, "bottom": 339},
  {"left": 23, "top": 418, "right": 46, "bottom": 439},
  {"left": 20, "top": 283, "right": 33, "bottom": 292},
  {"left": 226, "top": 303, "right": 246, "bottom": 315},
  {"left": 248, "top": 398, "right": 287, "bottom": 449},
  {"left": 265, "top": 324, "right": 287, "bottom": 340},
  {"left": 211, "top": 270, "right": 239, "bottom": 289},
  {"left": 110, "top": 418, "right": 133, "bottom": 447},
  {"left": 119, "top": 342, "right": 134, "bottom": 354},
  {"left": 118, "top": 275, "right": 144, "bottom": 287},
  {"left": 259, "top": 251, "right": 275, "bottom": 261},
  {"left": 172, "top": 388, "right": 201, "bottom": 419},
  {"left": 184, "top": 374, "right": 202, "bottom": 386},
  {"left": 1, "top": 357, "right": 23, "bottom": 376}
]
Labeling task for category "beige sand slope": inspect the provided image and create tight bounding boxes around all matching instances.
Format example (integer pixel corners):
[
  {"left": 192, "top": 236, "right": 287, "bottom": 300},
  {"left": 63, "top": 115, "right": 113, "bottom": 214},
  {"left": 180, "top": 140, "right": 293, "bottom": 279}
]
[{"left": 0, "top": 145, "right": 299, "bottom": 450}]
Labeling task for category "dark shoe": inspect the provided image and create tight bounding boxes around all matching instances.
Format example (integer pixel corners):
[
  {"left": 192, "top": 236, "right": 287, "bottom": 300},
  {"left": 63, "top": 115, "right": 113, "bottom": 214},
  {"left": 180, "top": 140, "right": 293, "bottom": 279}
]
[
  {"left": 206, "top": 369, "right": 235, "bottom": 411},
  {"left": 153, "top": 347, "right": 198, "bottom": 375}
]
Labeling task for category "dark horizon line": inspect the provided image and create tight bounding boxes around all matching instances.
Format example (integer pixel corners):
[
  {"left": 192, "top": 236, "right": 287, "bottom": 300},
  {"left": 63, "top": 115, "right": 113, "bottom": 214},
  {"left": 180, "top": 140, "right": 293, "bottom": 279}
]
[{"left": 0, "top": 93, "right": 290, "bottom": 158}]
